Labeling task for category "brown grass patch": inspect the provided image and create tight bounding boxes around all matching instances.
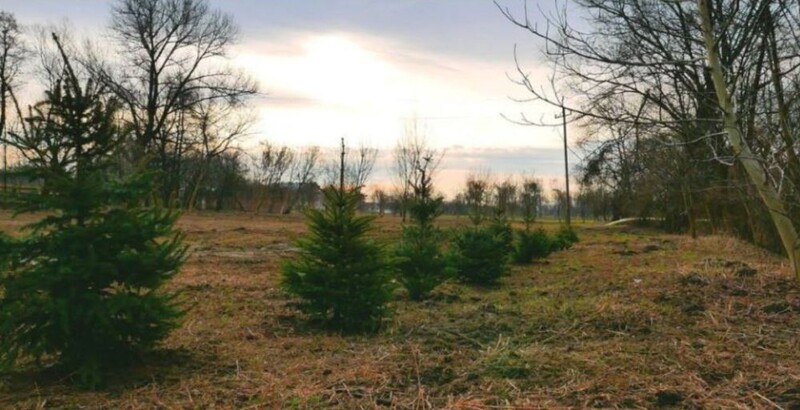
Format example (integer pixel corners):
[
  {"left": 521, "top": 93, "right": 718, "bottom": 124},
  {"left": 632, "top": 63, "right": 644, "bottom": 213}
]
[{"left": 1, "top": 211, "right": 799, "bottom": 408}]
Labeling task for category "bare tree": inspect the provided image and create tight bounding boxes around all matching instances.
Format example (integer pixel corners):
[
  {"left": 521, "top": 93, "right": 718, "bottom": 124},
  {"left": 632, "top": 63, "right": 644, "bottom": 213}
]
[
  {"left": 393, "top": 119, "right": 443, "bottom": 221},
  {"left": 494, "top": 177, "right": 518, "bottom": 217},
  {"left": 496, "top": 0, "right": 722, "bottom": 232},
  {"left": 697, "top": 0, "right": 800, "bottom": 280},
  {"left": 0, "top": 12, "right": 25, "bottom": 193},
  {"left": 282, "top": 145, "right": 321, "bottom": 214},
  {"left": 253, "top": 141, "right": 294, "bottom": 213},
  {"left": 371, "top": 188, "right": 389, "bottom": 216},
  {"left": 184, "top": 97, "right": 254, "bottom": 210},
  {"left": 89, "top": 0, "right": 257, "bottom": 204},
  {"left": 348, "top": 144, "right": 378, "bottom": 191},
  {"left": 519, "top": 175, "right": 543, "bottom": 230},
  {"left": 497, "top": 0, "right": 800, "bottom": 273},
  {"left": 464, "top": 171, "right": 492, "bottom": 225},
  {"left": 551, "top": 187, "right": 568, "bottom": 223},
  {"left": 321, "top": 141, "right": 378, "bottom": 193}
]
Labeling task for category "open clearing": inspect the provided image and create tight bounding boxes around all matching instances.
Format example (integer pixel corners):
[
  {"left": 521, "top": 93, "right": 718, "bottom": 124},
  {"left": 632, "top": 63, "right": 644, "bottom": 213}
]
[{"left": 1, "top": 212, "right": 800, "bottom": 409}]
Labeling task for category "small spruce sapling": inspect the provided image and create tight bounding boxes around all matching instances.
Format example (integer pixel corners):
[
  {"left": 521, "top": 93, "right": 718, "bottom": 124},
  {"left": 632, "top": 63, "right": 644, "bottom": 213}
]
[
  {"left": 513, "top": 178, "right": 552, "bottom": 264},
  {"left": 0, "top": 36, "right": 185, "bottom": 388},
  {"left": 551, "top": 225, "right": 580, "bottom": 251},
  {"left": 451, "top": 177, "right": 511, "bottom": 286},
  {"left": 282, "top": 139, "right": 394, "bottom": 333},
  {"left": 395, "top": 157, "right": 450, "bottom": 300}
]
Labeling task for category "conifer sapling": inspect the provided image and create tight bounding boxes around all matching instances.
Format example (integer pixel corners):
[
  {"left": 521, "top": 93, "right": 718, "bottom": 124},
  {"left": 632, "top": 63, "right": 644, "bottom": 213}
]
[
  {"left": 395, "top": 157, "right": 449, "bottom": 300},
  {"left": 0, "top": 36, "right": 185, "bottom": 387},
  {"left": 282, "top": 139, "right": 394, "bottom": 333}
]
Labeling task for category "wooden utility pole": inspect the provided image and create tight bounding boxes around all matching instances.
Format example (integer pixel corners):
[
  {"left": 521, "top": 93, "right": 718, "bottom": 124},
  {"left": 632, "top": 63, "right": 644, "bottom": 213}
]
[
  {"left": 339, "top": 137, "right": 346, "bottom": 193},
  {"left": 557, "top": 104, "right": 571, "bottom": 226}
]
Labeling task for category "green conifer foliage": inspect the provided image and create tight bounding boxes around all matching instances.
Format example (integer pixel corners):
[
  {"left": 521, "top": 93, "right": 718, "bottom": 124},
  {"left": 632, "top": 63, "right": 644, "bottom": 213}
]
[
  {"left": 0, "top": 41, "right": 185, "bottom": 387},
  {"left": 488, "top": 215, "right": 514, "bottom": 258},
  {"left": 513, "top": 228, "right": 553, "bottom": 264},
  {"left": 282, "top": 186, "right": 394, "bottom": 333},
  {"left": 395, "top": 163, "right": 449, "bottom": 300},
  {"left": 451, "top": 201, "right": 512, "bottom": 287},
  {"left": 451, "top": 227, "right": 509, "bottom": 286},
  {"left": 551, "top": 225, "right": 580, "bottom": 251}
]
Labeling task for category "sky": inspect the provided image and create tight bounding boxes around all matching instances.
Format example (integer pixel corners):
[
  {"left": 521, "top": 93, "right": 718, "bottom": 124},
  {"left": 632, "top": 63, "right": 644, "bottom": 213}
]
[{"left": 2, "top": 0, "right": 581, "bottom": 197}]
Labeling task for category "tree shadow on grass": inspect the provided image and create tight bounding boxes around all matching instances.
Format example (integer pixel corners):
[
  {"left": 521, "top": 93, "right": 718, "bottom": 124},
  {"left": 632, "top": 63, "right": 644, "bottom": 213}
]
[{"left": 0, "top": 346, "right": 219, "bottom": 402}]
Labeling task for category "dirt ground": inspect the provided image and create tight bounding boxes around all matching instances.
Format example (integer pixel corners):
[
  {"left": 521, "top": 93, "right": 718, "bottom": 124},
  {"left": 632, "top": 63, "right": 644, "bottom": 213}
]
[{"left": 1, "top": 211, "right": 800, "bottom": 409}]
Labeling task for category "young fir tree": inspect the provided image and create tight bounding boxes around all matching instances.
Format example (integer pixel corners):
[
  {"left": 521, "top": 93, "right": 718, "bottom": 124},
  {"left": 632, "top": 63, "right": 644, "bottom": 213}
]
[
  {"left": 451, "top": 181, "right": 512, "bottom": 287},
  {"left": 282, "top": 140, "right": 394, "bottom": 333},
  {"left": 0, "top": 37, "right": 184, "bottom": 387},
  {"left": 395, "top": 158, "right": 449, "bottom": 300}
]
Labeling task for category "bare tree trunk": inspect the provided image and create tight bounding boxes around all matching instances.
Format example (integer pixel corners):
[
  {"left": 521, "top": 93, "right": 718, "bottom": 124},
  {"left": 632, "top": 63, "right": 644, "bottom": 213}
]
[
  {"left": 1, "top": 80, "right": 6, "bottom": 194},
  {"left": 1, "top": 30, "right": 8, "bottom": 194},
  {"left": 282, "top": 183, "right": 306, "bottom": 214},
  {"left": 699, "top": 0, "right": 800, "bottom": 280},
  {"left": 682, "top": 181, "right": 697, "bottom": 239},
  {"left": 186, "top": 168, "right": 207, "bottom": 211}
]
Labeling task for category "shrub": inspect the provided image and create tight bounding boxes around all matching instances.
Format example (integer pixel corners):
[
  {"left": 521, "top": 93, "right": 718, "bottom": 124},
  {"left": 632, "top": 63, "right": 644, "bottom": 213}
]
[
  {"left": 282, "top": 187, "right": 395, "bottom": 333},
  {"left": 488, "top": 216, "right": 514, "bottom": 257},
  {"left": 513, "top": 228, "right": 553, "bottom": 264},
  {"left": 0, "top": 57, "right": 185, "bottom": 388},
  {"left": 0, "top": 233, "right": 10, "bottom": 268},
  {"left": 451, "top": 226, "right": 509, "bottom": 286},
  {"left": 396, "top": 230, "right": 450, "bottom": 300},
  {"left": 551, "top": 225, "right": 580, "bottom": 251},
  {"left": 396, "top": 166, "right": 450, "bottom": 300}
]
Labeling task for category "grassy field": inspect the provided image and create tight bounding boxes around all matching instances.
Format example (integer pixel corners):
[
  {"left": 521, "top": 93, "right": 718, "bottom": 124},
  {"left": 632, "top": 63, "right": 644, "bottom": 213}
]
[{"left": 1, "top": 211, "right": 799, "bottom": 409}]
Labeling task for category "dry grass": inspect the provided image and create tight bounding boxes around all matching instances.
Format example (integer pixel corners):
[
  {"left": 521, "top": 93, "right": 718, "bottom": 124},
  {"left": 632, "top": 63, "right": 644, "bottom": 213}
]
[{"left": 1, "top": 211, "right": 800, "bottom": 409}]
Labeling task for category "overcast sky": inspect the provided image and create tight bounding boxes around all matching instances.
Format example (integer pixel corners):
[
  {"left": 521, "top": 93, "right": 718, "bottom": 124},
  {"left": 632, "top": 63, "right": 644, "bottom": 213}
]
[{"left": 2, "top": 0, "right": 580, "bottom": 196}]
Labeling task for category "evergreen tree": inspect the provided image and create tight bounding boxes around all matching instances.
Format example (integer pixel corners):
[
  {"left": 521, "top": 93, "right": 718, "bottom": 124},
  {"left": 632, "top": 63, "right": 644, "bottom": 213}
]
[
  {"left": 450, "top": 185, "right": 512, "bottom": 287},
  {"left": 451, "top": 227, "right": 509, "bottom": 286},
  {"left": 0, "top": 37, "right": 185, "bottom": 387},
  {"left": 513, "top": 228, "right": 553, "bottom": 264},
  {"left": 395, "top": 159, "right": 449, "bottom": 300},
  {"left": 282, "top": 141, "right": 394, "bottom": 333},
  {"left": 0, "top": 232, "right": 10, "bottom": 269},
  {"left": 551, "top": 225, "right": 580, "bottom": 251},
  {"left": 488, "top": 214, "right": 514, "bottom": 258}
]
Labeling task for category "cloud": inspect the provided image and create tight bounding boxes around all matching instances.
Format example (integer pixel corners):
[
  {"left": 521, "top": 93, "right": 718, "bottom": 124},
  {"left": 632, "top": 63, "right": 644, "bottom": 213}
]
[{"left": 234, "top": 29, "right": 567, "bottom": 152}]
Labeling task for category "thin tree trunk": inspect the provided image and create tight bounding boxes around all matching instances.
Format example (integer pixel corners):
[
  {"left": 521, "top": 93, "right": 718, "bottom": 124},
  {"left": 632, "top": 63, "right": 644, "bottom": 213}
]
[
  {"left": 186, "top": 168, "right": 207, "bottom": 211},
  {"left": 699, "top": 0, "right": 800, "bottom": 280},
  {"left": 1, "top": 42, "right": 7, "bottom": 194},
  {"left": 682, "top": 181, "right": 697, "bottom": 239}
]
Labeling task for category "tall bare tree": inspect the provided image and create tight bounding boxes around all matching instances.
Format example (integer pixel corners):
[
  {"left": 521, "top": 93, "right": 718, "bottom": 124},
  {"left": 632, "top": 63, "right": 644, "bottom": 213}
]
[
  {"left": 464, "top": 171, "right": 491, "bottom": 225},
  {"left": 89, "top": 0, "right": 257, "bottom": 203},
  {"left": 519, "top": 175, "right": 543, "bottom": 229},
  {"left": 348, "top": 144, "right": 378, "bottom": 192},
  {"left": 321, "top": 141, "right": 378, "bottom": 193},
  {"left": 282, "top": 146, "right": 321, "bottom": 214},
  {"left": 0, "top": 12, "right": 25, "bottom": 193},
  {"left": 183, "top": 97, "right": 254, "bottom": 210},
  {"left": 499, "top": 0, "right": 800, "bottom": 279},
  {"left": 494, "top": 177, "right": 518, "bottom": 217},
  {"left": 697, "top": 0, "right": 800, "bottom": 280},
  {"left": 253, "top": 141, "right": 294, "bottom": 213}
]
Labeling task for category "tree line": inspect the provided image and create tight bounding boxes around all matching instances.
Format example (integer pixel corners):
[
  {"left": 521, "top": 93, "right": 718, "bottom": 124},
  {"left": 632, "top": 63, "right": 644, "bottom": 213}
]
[
  {"left": 0, "top": 4, "right": 609, "bottom": 220},
  {"left": 1, "top": 1, "right": 256, "bottom": 208}
]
